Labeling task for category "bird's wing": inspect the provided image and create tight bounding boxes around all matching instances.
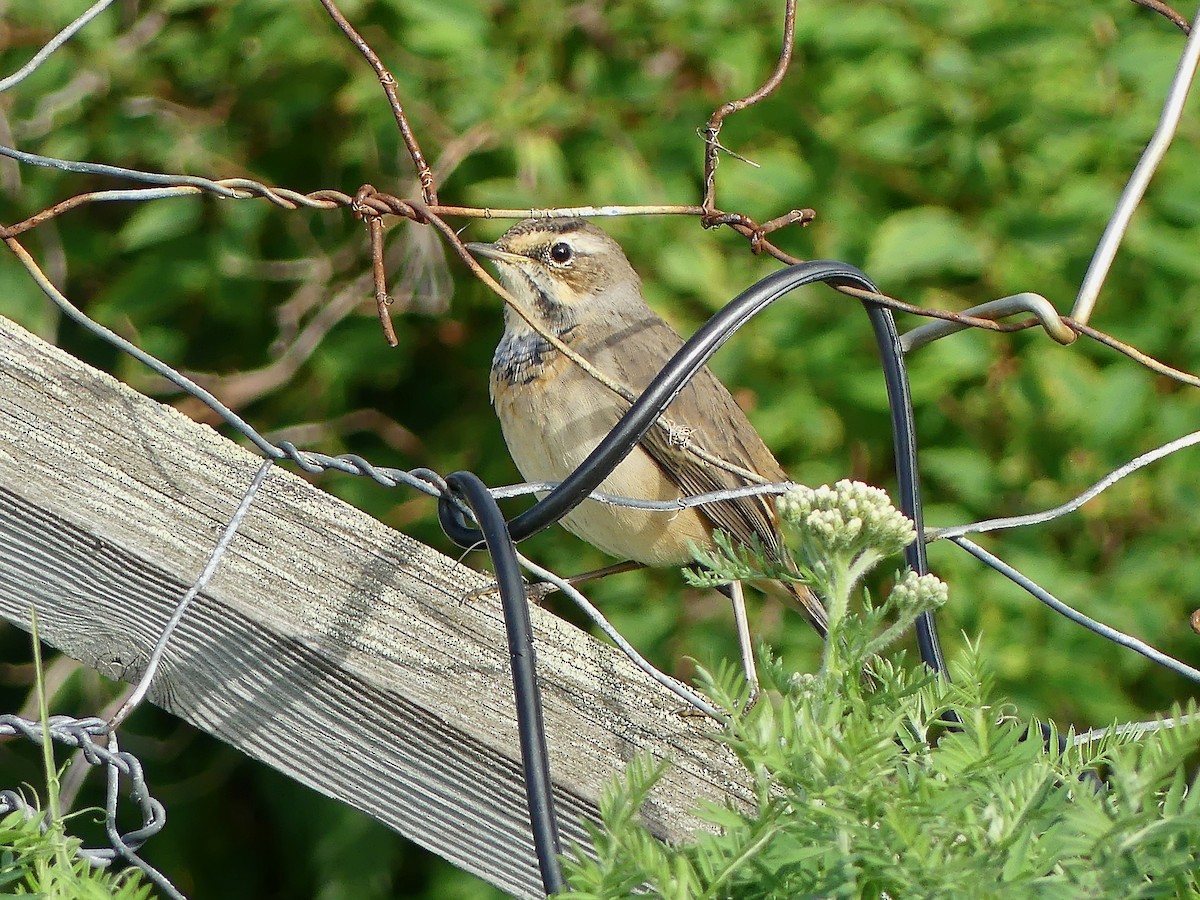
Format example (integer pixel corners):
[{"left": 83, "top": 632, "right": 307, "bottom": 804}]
[{"left": 581, "top": 310, "right": 792, "bottom": 563}]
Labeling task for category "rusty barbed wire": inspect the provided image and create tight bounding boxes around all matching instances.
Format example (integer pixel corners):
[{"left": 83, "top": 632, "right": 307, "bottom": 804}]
[
  {"left": 7, "top": 131, "right": 1200, "bottom": 396},
  {"left": 12, "top": 143, "right": 1200, "bottom": 394},
  {"left": 700, "top": 0, "right": 801, "bottom": 239},
  {"left": 316, "top": 0, "right": 438, "bottom": 206},
  {"left": 1130, "top": 0, "right": 1193, "bottom": 33}
]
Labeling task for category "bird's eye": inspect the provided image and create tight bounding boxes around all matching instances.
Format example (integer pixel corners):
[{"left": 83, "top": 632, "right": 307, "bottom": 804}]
[{"left": 549, "top": 242, "right": 573, "bottom": 264}]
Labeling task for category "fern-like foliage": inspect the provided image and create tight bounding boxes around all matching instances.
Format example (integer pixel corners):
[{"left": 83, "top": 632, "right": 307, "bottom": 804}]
[{"left": 564, "top": 482, "right": 1200, "bottom": 898}]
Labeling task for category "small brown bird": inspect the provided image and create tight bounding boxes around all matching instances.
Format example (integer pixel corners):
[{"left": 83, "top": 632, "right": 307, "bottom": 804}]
[{"left": 467, "top": 218, "right": 827, "bottom": 688}]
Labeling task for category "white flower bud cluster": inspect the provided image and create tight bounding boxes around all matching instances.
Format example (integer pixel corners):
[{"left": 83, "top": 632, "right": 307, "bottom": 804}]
[
  {"left": 776, "top": 480, "right": 917, "bottom": 558},
  {"left": 889, "top": 570, "right": 949, "bottom": 612}
]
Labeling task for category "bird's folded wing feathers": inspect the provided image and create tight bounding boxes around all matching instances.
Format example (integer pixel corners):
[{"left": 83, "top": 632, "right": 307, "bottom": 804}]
[{"left": 585, "top": 312, "right": 793, "bottom": 565}]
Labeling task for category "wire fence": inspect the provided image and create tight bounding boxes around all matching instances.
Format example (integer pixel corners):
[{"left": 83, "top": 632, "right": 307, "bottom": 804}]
[{"left": 1, "top": 0, "right": 1198, "bottom": 896}]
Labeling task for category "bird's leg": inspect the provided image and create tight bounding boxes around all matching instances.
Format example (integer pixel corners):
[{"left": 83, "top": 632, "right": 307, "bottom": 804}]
[
  {"left": 464, "top": 559, "right": 646, "bottom": 603},
  {"left": 727, "top": 580, "right": 760, "bottom": 710},
  {"left": 525, "top": 559, "right": 646, "bottom": 602}
]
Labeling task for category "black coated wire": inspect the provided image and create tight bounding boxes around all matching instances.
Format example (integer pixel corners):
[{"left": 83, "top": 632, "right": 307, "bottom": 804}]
[
  {"left": 857, "top": 294, "right": 945, "bottom": 674},
  {"left": 438, "top": 260, "right": 946, "bottom": 674},
  {"left": 443, "top": 471, "right": 563, "bottom": 897}
]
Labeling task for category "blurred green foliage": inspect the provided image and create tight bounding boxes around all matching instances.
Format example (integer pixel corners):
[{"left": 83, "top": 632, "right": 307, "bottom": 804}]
[{"left": 1, "top": 0, "right": 1198, "bottom": 896}]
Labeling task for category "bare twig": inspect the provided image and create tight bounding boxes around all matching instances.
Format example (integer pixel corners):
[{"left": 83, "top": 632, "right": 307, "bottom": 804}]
[
  {"left": 263, "top": 410, "right": 424, "bottom": 456},
  {"left": 169, "top": 271, "right": 373, "bottom": 423}
]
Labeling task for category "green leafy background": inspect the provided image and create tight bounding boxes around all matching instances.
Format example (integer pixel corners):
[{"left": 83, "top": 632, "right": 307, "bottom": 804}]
[{"left": 1, "top": 0, "right": 1198, "bottom": 896}]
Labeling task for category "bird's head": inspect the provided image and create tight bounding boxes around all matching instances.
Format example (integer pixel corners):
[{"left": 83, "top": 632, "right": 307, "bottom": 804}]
[{"left": 466, "top": 218, "right": 643, "bottom": 330}]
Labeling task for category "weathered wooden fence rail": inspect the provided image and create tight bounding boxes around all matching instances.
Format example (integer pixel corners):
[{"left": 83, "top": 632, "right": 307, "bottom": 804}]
[{"left": 0, "top": 315, "right": 749, "bottom": 897}]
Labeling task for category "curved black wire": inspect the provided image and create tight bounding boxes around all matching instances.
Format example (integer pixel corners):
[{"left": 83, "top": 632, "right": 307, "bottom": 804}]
[
  {"left": 858, "top": 295, "right": 945, "bottom": 674},
  {"left": 443, "top": 471, "right": 563, "bottom": 896},
  {"left": 439, "top": 260, "right": 946, "bottom": 674}
]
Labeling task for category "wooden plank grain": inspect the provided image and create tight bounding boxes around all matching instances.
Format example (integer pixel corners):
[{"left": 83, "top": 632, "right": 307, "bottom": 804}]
[{"left": 0, "top": 315, "right": 751, "bottom": 897}]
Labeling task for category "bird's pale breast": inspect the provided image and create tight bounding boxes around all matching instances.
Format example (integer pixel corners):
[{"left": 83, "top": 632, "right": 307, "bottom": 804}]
[{"left": 491, "top": 347, "right": 713, "bottom": 567}]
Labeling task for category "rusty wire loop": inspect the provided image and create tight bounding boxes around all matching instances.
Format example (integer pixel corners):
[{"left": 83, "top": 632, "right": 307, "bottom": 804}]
[
  {"left": 685, "top": 0, "right": 819, "bottom": 256},
  {"left": 701, "top": 0, "right": 797, "bottom": 227},
  {"left": 900, "top": 293, "right": 1076, "bottom": 353}
]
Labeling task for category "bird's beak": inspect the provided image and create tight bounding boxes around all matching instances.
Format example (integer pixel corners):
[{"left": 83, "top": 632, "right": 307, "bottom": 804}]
[{"left": 464, "top": 241, "right": 527, "bottom": 265}]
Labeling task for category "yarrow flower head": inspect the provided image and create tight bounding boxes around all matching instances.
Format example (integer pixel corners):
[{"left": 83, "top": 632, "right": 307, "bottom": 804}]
[{"left": 776, "top": 480, "right": 917, "bottom": 568}]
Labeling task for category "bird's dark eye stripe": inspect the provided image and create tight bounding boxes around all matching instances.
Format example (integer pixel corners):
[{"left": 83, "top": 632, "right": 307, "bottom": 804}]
[{"left": 549, "top": 242, "right": 573, "bottom": 263}]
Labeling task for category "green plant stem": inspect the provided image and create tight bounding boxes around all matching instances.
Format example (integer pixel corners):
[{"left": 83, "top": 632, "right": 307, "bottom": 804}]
[
  {"left": 29, "top": 608, "right": 68, "bottom": 867},
  {"left": 819, "top": 557, "right": 853, "bottom": 681}
]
